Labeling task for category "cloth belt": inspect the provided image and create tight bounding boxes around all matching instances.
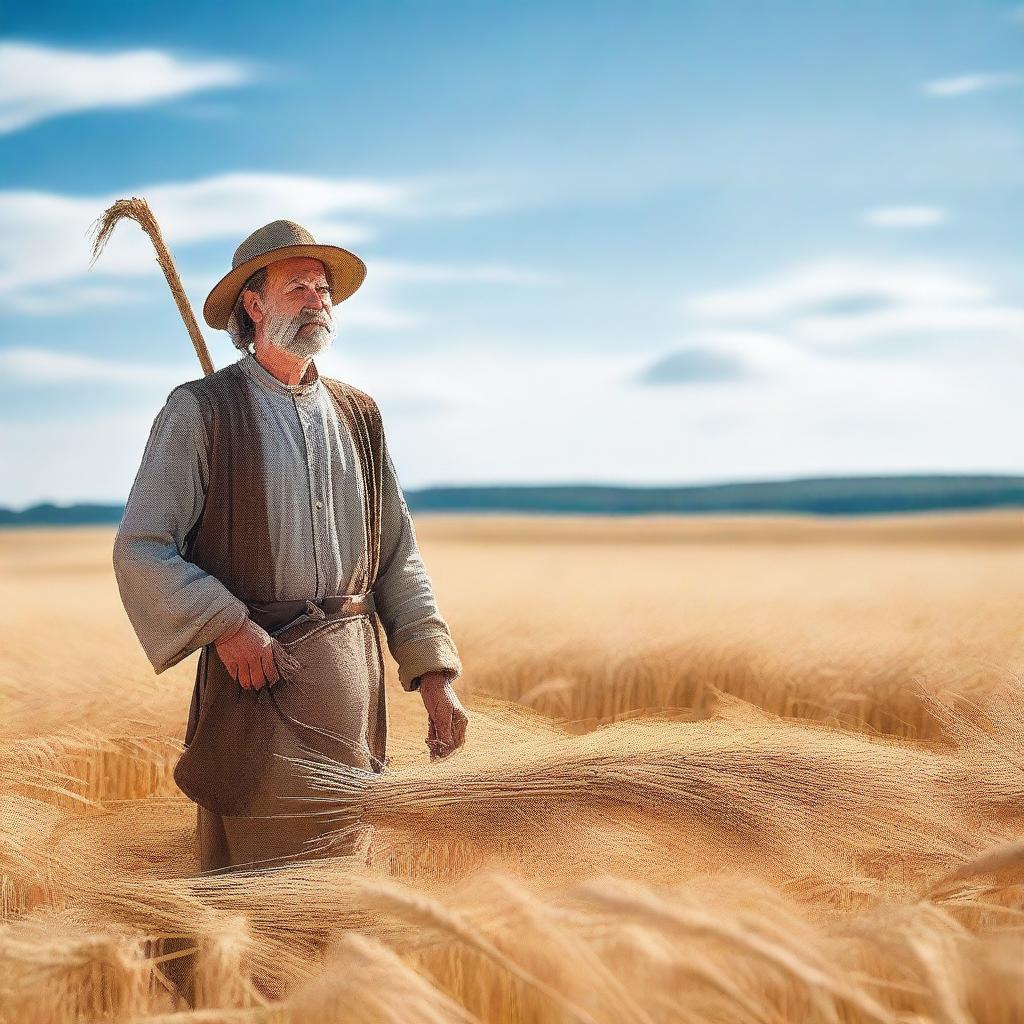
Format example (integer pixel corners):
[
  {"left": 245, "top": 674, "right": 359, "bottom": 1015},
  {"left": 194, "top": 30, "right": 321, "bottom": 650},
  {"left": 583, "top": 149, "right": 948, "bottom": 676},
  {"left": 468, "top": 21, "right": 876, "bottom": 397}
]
[{"left": 245, "top": 591, "right": 377, "bottom": 636}]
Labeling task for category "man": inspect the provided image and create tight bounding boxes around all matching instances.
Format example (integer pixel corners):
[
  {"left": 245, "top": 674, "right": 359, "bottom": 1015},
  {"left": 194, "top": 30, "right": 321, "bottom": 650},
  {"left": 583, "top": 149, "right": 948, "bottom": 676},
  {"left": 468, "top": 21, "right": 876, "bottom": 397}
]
[{"left": 113, "top": 219, "right": 469, "bottom": 872}]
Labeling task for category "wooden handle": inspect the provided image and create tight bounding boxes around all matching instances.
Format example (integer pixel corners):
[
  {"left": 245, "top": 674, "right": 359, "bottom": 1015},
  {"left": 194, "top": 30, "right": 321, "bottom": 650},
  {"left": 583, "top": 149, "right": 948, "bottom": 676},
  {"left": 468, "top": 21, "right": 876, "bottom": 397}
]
[{"left": 87, "top": 196, "right": 215, "bottom": 376}]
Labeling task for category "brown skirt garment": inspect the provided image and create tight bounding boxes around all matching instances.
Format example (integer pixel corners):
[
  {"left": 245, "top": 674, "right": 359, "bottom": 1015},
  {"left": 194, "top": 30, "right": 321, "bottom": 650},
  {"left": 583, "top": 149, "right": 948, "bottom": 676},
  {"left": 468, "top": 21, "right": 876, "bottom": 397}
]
[
  {"left": 175, "top": 597, "right": 389, "bottom": 872},
  {"left": 196, "top": 801, "right": 370, "bottom": 873}
]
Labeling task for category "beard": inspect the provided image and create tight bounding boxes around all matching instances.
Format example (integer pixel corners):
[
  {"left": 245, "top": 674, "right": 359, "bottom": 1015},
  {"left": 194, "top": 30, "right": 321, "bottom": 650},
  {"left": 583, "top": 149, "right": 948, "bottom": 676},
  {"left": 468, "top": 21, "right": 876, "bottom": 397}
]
[{"left": 263, "top": 305, "right": 335, "bottom": 360}]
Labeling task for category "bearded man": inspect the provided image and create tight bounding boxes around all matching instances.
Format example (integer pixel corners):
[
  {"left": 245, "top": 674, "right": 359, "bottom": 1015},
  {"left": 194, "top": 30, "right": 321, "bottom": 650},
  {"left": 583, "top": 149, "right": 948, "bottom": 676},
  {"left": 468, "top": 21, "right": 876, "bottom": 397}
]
[{"left": 113, "top": 219, "right": 469, "bottom": 873}]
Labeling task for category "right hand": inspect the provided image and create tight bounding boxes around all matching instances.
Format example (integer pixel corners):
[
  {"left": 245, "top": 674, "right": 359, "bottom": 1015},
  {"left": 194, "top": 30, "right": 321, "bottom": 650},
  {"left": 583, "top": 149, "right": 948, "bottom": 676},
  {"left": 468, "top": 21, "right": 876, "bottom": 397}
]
[{"left": 214, "top": 616, "right": 300, "bottom": 691}]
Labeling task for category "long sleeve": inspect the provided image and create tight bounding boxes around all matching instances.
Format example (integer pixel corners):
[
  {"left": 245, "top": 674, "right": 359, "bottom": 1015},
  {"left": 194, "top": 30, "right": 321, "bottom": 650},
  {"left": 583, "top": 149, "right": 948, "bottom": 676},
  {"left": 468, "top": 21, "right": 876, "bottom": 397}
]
[
  {"left": 372, "top": 430, "right": 463, "bottom": 692},
  {"left": 112, "top": 386, "right": 249, "bottom": 675}
]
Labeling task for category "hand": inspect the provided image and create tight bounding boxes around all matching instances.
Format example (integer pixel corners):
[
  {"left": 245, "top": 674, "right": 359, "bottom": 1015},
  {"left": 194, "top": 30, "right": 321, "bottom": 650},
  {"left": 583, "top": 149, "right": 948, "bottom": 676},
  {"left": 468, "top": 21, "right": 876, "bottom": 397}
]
[
  {"left": 214, "top": 616, "right": 300, "bottom": 691},
  {"left": 419, "top": 672, "right": 469, "bottom": 760}
]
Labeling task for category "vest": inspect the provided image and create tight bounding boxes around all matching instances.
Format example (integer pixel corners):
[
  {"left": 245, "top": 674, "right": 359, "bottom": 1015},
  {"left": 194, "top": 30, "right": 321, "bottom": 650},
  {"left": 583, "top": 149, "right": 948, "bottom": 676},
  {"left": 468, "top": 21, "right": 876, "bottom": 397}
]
[
  {"left": 170, "top": 361, "right": 392, "bottom": 815},
  {"left": 176, "top": 360, "right": 385, "bottom": 600}
]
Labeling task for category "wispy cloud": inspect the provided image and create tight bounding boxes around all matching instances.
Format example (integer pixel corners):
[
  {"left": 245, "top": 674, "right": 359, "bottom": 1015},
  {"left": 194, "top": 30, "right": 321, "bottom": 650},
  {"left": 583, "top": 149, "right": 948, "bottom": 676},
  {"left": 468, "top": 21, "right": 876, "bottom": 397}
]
[
  {"left": 635, "top": 347, "right": 753, "bottom": 386},
  {"left": 634, "top": 329, "right": 807, "bottom": 388},
  {"left": 684, "top": 261, "right": 1024, "bottom": 353},
  {"left": 921, "top": 72, "right": 1023, "bottom": 97},
  {"left": 0, "top": 41, "right": 251, "bottom": 135},
  {"left": 862, "top": 206, "right": 947, "bottom": 229},
  {"left": 0, "top": 172, "right": 545, "bottom": 319},
  {"left": 1, "top": 283, "right": 142, "bottom": 315},
  {"left": 638, "top": 348, "right": 761, "bottom": 387},
  {"left": 0, "top": 346, "right": 189, "bottom": 384},
  {"left": 792, "top": 303, "right": 1024, "bottom": 346},
  {"left": 372, "top": 260, "right": 559, "bottom": 286},
  {"left": 686, "top": 262, "right": 988, "bottom": 322},
  {"left": 0, "top": 335, "right": 1010, "bottom": 505}
]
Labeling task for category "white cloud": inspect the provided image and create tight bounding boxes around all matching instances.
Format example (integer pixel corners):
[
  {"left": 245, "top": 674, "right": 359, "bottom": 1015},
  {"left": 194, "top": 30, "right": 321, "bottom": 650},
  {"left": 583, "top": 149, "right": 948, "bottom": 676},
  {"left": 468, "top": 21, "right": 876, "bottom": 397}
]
[
  {"left": 371, "top": 260, "right": 559, "bottom": 286},
  {"left": 793, "top": 303, "right": 1024, "bottom": 346},
  {"left": 333, "top": 304, "right": 422, "bottom": 330},
  {"left": 2, "top": 283, "right": 143, "bottom": 315},
  {"left": 0, "top": 346, "right": 190, "bottom": 384},
  {"left": 862, "top": 206, "right": 947, "bottom": 229},
  {"left": 686, "top": 261, "right": 989, "bottom": 322},
  {"left": 0, "top": 173, "right": 546, "bottom": 322},
  {"left": 667, "top": 329, "right": 807, "bottom": 374},
  {"left": 7, "top": 338, "right": 1017, "bottom": 507},
  {"left": 0, "top": 178, "right": 386, "bottom": 298},
  {"left": 0, "top": 41, "right": 251, "bottom": 134},
  {"left": 682, "top": 260, "right": 1024, "bottom": 357},
  {"left": 921, "top": 72, "right": 1023, "bottom": 97}
]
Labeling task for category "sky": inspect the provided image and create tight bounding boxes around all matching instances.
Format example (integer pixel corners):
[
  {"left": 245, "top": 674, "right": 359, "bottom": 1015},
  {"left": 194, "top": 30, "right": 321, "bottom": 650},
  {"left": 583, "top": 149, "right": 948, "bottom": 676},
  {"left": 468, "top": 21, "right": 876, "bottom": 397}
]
[{"left": 1, "top": 0, "right": 1022, "bottom": 507}]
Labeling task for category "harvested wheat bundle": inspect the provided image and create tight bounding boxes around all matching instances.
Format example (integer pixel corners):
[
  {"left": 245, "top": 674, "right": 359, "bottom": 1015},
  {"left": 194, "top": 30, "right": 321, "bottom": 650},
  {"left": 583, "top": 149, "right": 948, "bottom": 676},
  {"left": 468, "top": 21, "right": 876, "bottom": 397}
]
[
  {"left": 87, "top": 196, "right": 214, "bottom": 376},
  {"left": 286, "top": 712, "right": 987, "bottom": 873}
]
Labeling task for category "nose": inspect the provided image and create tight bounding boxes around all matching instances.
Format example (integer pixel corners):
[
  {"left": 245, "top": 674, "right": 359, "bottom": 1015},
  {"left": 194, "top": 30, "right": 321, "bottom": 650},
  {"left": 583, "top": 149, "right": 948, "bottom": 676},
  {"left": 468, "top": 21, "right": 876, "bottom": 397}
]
[{"left": 301, "top": 285, "right": 326, "bottom": 311}]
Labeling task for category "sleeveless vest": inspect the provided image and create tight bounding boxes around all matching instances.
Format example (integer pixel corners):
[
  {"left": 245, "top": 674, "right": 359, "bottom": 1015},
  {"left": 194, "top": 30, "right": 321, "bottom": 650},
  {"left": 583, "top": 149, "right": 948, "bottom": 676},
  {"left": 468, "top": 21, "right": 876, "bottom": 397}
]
[
  {"left": 177, "top": 360, "right": 384, "bottom": 599},
  {"left": 171, "top": 361, "right": 392, "bottom": 816}
]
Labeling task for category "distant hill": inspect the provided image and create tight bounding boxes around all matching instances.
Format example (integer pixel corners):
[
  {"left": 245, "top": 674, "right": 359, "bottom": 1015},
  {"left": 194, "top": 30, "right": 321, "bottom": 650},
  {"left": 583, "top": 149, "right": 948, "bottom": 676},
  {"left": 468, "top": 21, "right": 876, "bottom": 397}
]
[
  {"left": 2, "top": 475, "right": 1023, "bottom": 527},
  {"left": 408, "top": 475, "right": 1024, "bottom": 516}
]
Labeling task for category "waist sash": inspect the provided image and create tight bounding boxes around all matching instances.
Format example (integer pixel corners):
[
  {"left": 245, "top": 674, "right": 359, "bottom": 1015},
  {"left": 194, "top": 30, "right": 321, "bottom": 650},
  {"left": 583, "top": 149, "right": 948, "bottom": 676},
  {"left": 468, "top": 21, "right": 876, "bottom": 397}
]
[
  {"left": 248, "top": 591, "right": 377, "bottom": 637},
  {"left": 174, "top": 591, "right": 387, "bottom": 818}
]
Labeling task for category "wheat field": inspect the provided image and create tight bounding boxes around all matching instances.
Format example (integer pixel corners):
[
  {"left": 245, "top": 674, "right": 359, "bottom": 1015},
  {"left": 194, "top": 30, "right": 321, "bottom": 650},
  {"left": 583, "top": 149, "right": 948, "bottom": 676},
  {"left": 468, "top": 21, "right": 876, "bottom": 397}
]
[{"left": 2, "top": 512, "right": 1024, "bottom": 1023}]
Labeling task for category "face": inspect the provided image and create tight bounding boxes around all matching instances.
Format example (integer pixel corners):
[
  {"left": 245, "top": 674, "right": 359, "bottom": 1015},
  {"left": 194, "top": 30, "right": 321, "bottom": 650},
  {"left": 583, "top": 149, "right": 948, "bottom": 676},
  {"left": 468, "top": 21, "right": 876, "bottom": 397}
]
[{"left": 246, "top": 256, "right": 335, "bottom": 359}]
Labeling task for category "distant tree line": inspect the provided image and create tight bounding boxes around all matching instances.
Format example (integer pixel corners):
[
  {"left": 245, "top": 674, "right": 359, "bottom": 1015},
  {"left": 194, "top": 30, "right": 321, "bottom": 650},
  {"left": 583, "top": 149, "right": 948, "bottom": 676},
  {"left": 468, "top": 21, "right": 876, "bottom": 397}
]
[{"left": 3, "top": 475, "right": 1023, "bottom": 527}]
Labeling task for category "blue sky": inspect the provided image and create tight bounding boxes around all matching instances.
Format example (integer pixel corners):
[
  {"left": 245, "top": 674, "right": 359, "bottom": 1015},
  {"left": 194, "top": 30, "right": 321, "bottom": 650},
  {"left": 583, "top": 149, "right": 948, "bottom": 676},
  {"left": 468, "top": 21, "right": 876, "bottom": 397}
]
[{"left": 1, "top": 1, "right": 1022, "bottom": 506}]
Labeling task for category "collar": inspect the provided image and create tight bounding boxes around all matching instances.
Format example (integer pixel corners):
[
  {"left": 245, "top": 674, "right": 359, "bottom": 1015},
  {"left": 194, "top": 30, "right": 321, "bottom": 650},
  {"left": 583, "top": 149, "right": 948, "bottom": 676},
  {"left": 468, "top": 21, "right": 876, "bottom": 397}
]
[{"left": 239, "top": 351, "right": 322, "bottom": 397}]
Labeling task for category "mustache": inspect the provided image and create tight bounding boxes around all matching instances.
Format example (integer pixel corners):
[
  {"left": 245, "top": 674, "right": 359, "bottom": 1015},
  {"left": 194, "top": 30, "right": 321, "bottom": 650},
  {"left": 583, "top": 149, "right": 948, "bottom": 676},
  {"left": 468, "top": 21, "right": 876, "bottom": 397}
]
[{"left": 297, "top": 312, "right": 331, "bottom": 329}]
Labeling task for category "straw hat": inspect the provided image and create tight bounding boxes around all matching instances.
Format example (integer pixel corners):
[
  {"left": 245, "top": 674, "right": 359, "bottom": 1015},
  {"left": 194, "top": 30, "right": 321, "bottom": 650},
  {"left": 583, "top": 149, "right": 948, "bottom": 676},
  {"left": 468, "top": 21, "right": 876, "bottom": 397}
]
[{"left": 203, "top": 219, "right": 367, "bottom": 330}]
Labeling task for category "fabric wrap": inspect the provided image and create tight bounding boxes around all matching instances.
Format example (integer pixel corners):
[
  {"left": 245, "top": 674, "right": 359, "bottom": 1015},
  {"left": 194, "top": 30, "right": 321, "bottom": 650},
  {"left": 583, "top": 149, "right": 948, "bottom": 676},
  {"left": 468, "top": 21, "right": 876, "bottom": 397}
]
[
  {"left": 171, "top": 363, "right": 389, "bottom": 816},
  {"left": 175, "top": 601, "right": 387, "bottom": 817}
]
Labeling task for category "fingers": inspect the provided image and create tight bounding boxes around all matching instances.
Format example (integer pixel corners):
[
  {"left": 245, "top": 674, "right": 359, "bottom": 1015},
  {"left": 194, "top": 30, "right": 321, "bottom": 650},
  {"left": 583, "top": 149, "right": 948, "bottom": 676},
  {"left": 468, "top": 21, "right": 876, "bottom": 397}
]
[
  {"left": 238, "top": 660, "right": 253, "bottom": 691},
  {"left": 451, "top": 706, "right": 469, "bottom": 749},
  {"left": 426, "top": 698, "right": 470, "bottom": 761},
  {"left": 249, "top": 654, "right": 269, "bottom": 690},
  {"left": 435, "top": 711, "right": 467, "bottom": 758},
  {"left": 434, "top": 704, "right": 455, "bottom": 748},
  {"left": 260, "top": 644, "right": 280, "bottom": 687},
  {"left": 425, "top": 716, "right": 444, "bottom": 761},
  {"left": 215, "top": 620, "right": 290, "bottom": 692}
]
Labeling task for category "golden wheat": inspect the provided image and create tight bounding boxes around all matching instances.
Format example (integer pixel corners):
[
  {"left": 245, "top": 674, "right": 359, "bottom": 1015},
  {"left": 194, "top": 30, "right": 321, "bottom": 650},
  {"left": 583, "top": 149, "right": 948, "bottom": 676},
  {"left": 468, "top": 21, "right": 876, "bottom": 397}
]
[{"left": 1, "top": 515, "right": 1023, "bottom": 1022}]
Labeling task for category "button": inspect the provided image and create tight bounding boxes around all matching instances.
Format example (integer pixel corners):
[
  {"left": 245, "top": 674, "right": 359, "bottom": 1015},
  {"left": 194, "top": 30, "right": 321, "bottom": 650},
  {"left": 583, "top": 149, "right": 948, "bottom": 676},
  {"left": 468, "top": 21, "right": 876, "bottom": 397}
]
[{"left": 315, "top": 500, "right": 323, "bottom": 509}]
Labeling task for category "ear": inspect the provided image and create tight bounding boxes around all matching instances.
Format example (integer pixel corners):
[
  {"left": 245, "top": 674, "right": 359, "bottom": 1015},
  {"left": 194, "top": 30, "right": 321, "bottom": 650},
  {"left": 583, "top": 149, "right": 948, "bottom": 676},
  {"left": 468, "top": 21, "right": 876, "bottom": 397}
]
[{"left": 242, "top": 287, "right": 265, "bottom": 324}]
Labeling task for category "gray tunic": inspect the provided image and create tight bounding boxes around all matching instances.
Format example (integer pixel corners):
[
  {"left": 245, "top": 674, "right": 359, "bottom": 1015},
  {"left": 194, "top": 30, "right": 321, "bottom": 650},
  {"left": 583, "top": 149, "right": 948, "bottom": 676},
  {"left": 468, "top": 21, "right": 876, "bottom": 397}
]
[{"left": 112, "top": 351, "right": 461, "bottom": 692}]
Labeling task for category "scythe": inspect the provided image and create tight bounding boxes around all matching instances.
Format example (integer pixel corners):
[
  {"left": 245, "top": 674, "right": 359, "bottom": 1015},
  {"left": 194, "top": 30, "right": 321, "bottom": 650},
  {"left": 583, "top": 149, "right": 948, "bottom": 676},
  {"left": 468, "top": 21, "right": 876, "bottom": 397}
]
[{"left": 87, "top": 196, "right": 215, "bottom": 376}]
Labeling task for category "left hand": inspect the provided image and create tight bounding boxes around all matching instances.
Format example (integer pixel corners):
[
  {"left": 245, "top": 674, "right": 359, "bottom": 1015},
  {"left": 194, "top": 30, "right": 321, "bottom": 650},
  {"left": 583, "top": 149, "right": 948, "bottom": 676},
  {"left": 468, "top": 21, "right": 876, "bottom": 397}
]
[{"left": 419, "top": 672, "right": 469, "bottom": 760}]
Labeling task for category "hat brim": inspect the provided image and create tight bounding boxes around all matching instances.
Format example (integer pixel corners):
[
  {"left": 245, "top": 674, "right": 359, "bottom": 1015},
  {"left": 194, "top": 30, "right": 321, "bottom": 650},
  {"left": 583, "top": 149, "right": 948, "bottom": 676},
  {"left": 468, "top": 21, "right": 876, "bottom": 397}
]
[{"left": 202, "top": 243, "right": 367, "bottom": 331}]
